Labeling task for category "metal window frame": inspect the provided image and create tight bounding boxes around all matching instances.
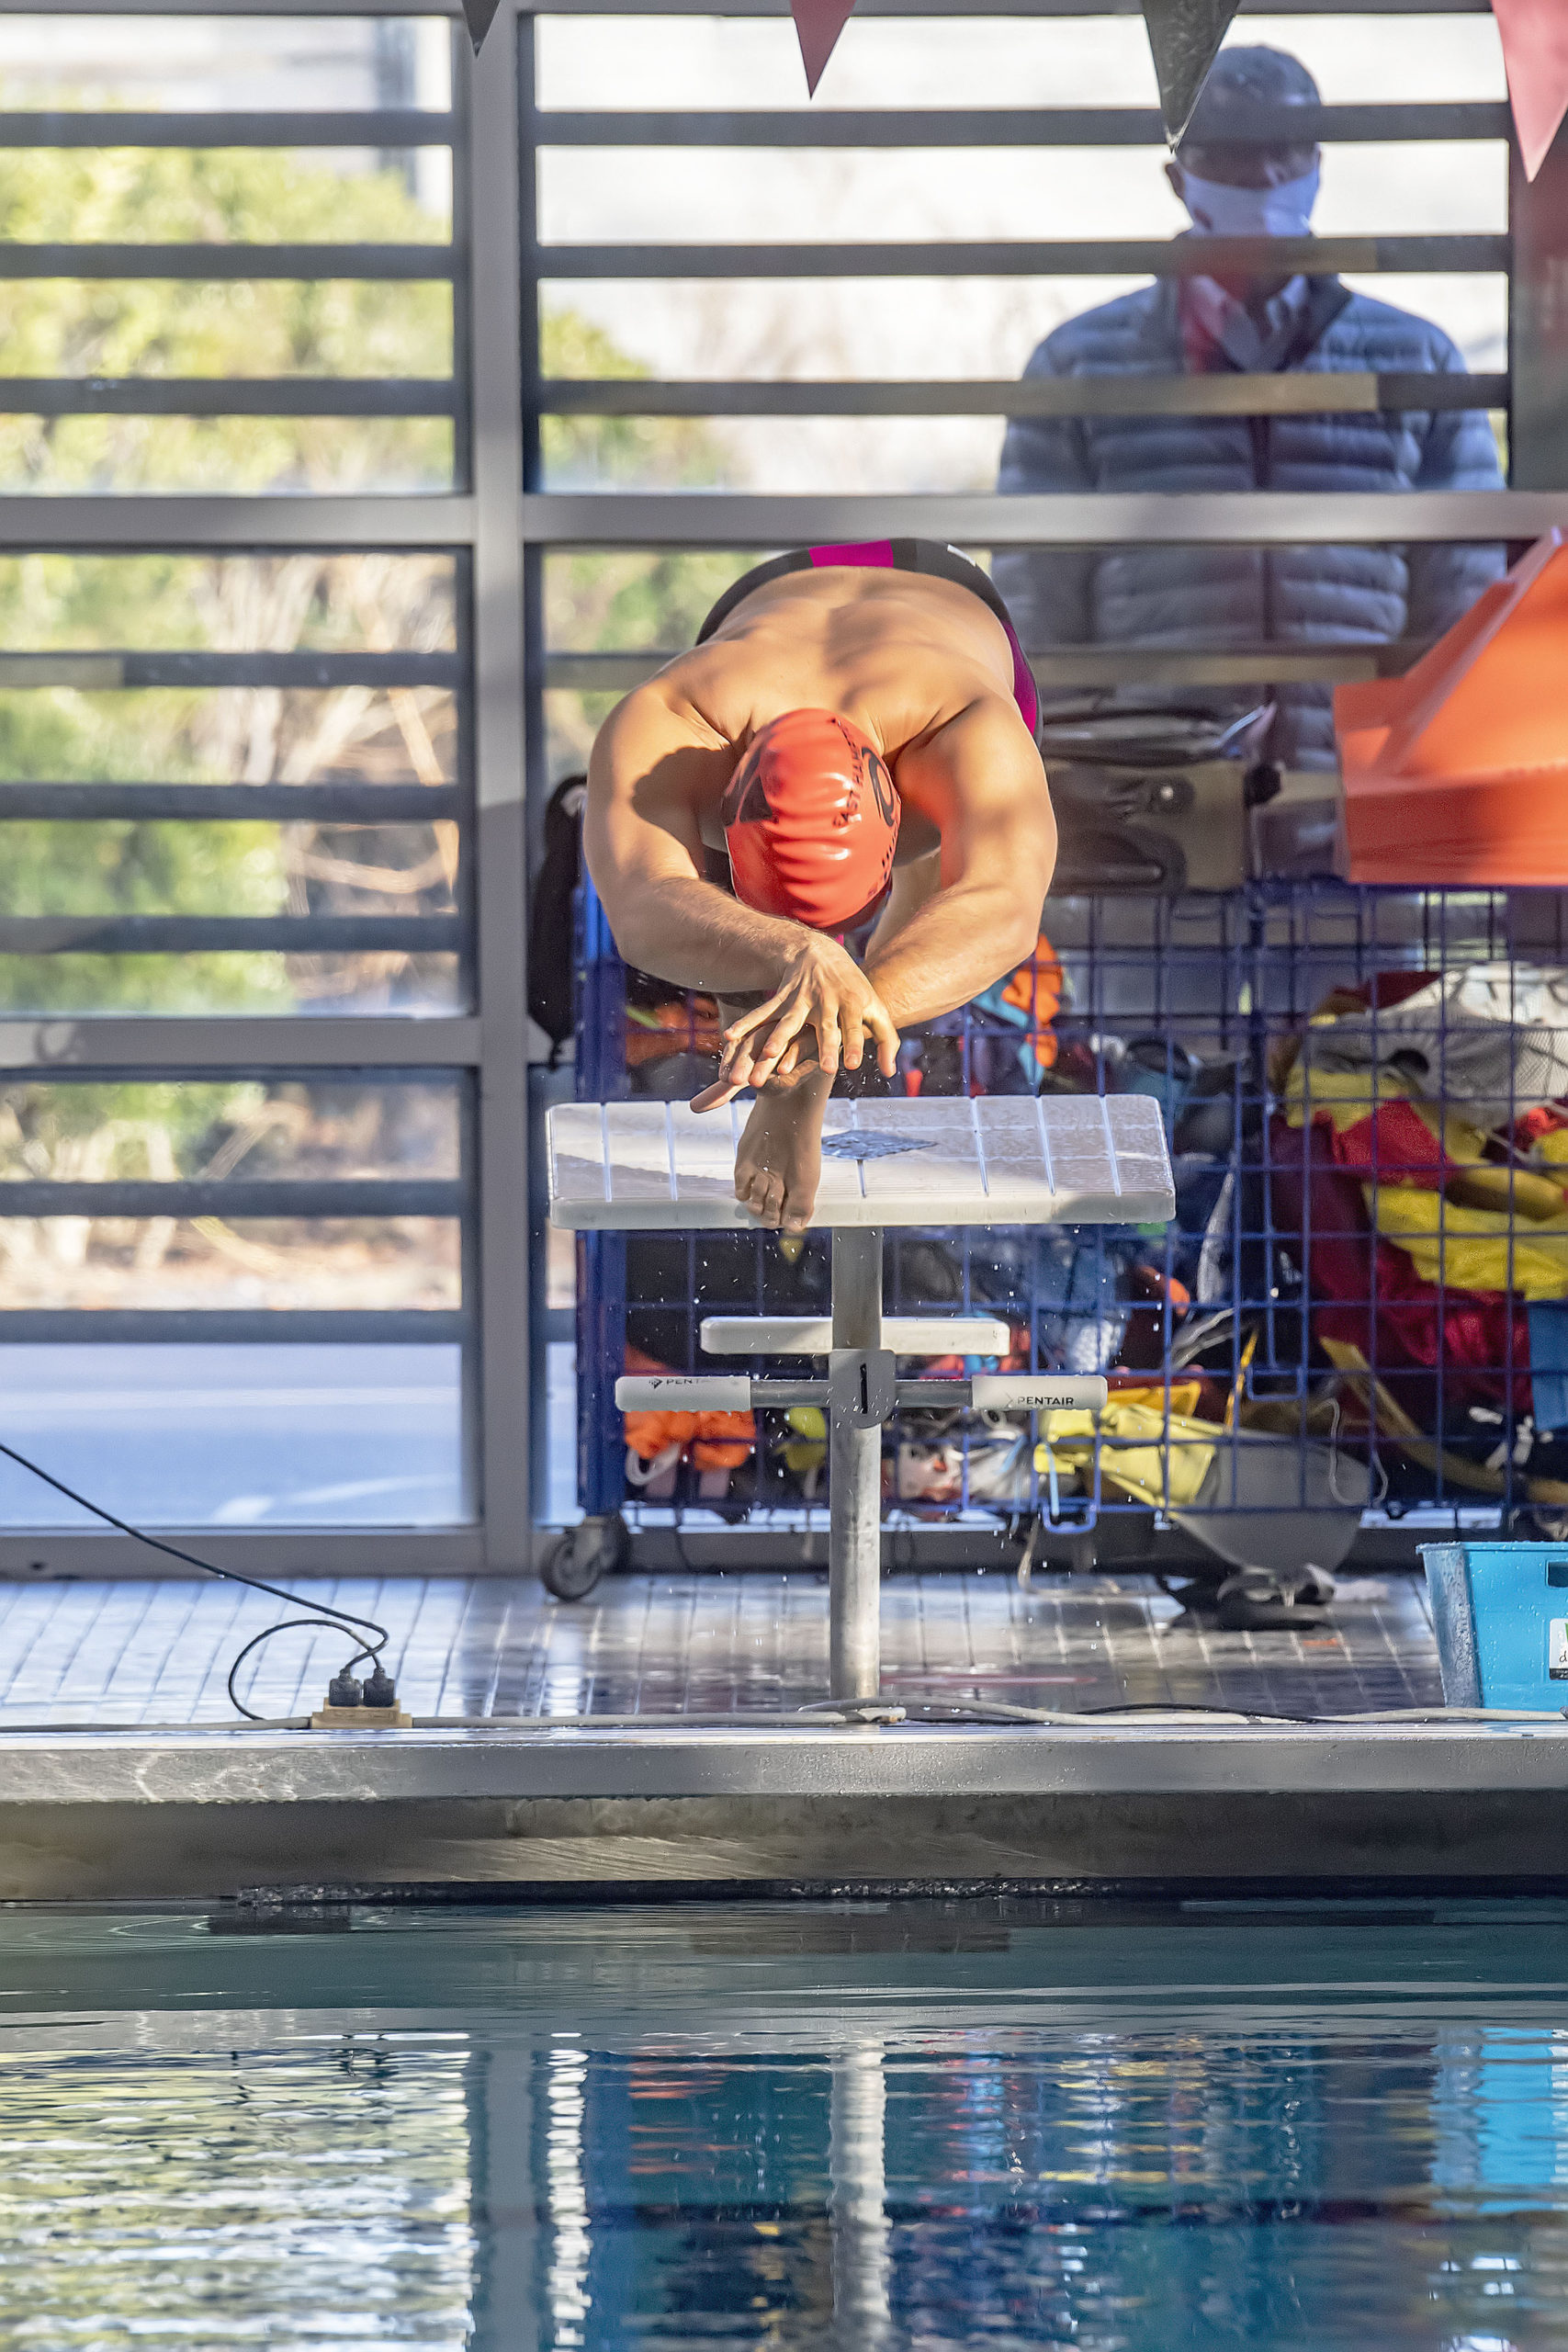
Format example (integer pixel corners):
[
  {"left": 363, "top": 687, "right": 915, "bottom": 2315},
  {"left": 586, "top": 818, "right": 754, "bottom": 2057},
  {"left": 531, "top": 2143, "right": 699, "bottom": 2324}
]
[
  {"left": 543, "top": 372, "right": 1513, "bottom": 413},
  {"left": 0, "top": 0, "right": 1556, "bottom": 1580},
  {"left": 0, "top": 251, "right": 453, "bottom": 278},
  {"left": 539, "top": 234, "right": 1506, "bottom": 277},
  {"left": 0, "top": 108, "right": 455, "bottom": 143},
  {"left": 0, "top": 3, "right": 518, "bottom": 1577},
  {"left": 531, "top": 100, "right": 1510, "bottom": 140}
]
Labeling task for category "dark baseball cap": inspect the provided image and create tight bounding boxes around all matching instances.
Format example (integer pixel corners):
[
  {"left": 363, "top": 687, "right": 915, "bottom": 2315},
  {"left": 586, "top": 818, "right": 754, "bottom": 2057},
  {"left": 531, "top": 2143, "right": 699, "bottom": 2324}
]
[{"left": 1183, "top": 44, "right": 1322, "bottom": 145}]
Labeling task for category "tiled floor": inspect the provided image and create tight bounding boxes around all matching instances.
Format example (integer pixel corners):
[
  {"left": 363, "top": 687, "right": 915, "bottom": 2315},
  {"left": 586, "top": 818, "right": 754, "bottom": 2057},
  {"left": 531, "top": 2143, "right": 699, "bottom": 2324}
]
[{"left": 0, "top": 1569, "right": 1442, "bottom": 1725}]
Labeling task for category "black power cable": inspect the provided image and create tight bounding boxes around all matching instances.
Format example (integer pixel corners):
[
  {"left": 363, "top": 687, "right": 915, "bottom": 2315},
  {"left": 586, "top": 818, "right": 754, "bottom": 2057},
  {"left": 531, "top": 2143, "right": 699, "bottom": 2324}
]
[{"left": 0, "top": 1436, "right": 389, "bottom": 1721}]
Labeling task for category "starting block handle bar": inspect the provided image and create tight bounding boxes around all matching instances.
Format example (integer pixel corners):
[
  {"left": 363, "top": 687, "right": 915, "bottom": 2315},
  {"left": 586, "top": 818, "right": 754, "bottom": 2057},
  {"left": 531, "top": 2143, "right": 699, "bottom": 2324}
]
[
  {"left": 615, "top": 1374, "right": 755, "bottom": 1411},
  {"left": 972, "top": 1374, "right": 1108, "bottom": 1412},
  {"left": 615, "top": 1373, "right": 1111, "bottom": 1413},
  {"left": 892, "top": 1375, "right": 1109, "bottom": 1410},
  {"left": 700, "top": 1313, "right": 1011, "bottom": 1358},
  {"left": 615, "top": 1375, "right": 832, "bottom": 1409}
]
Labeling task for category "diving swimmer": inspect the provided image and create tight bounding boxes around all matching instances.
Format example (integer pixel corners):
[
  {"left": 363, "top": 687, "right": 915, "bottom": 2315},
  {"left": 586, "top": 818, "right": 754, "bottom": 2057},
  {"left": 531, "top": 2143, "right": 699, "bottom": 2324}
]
[{"left": 583, "top": 539, "right": 1058, "bottom": 1232}]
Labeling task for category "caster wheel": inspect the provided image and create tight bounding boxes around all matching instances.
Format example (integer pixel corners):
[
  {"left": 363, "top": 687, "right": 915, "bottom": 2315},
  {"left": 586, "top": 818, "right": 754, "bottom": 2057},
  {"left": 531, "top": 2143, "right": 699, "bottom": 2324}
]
[{"left": 540, "top": 1513, "right": 629, "bottom": 1601}]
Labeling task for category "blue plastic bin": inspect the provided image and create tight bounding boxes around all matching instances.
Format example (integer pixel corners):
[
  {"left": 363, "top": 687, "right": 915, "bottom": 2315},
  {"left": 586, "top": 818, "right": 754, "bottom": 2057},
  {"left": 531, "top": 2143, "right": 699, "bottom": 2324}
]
[{"left": 1420, "top": 1543, "right": 1568, "bottom": 1709}]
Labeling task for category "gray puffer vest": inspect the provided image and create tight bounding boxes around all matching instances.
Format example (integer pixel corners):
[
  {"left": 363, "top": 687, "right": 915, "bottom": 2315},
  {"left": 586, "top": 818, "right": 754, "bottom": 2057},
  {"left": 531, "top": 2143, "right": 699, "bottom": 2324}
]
[{"left": 992, "top": 275, "right": 1506, "bottom": 770}]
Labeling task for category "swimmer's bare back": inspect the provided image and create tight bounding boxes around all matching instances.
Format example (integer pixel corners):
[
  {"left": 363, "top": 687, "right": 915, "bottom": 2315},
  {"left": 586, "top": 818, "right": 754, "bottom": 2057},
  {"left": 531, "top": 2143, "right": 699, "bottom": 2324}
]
[{"left": 583, "top": 564, "right": 1057, "bottom": 1231}]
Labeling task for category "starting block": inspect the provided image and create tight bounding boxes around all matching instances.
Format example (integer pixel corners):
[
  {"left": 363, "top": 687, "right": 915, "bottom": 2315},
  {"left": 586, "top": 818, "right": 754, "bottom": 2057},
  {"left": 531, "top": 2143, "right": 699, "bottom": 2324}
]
[{"left": 547, "top": 1094, "right": 1175, "bottom": 1704}]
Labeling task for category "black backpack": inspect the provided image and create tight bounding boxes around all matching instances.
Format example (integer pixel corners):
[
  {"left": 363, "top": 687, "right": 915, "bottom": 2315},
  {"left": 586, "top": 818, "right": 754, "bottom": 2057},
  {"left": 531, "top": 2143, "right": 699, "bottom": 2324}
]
[{"left": 528, "top": 774, "right": 587, "bottom": 1061}]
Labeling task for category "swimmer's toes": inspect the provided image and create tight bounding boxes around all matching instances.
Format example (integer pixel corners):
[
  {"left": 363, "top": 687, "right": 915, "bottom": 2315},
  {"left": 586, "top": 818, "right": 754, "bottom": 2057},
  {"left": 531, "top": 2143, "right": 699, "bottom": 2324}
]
[
  {"left": 738, "top": 1167, "right": 768, "bottom": 1225},
  {"left": 782, "top": 1184, "right": 817, "bottom": 1234}
]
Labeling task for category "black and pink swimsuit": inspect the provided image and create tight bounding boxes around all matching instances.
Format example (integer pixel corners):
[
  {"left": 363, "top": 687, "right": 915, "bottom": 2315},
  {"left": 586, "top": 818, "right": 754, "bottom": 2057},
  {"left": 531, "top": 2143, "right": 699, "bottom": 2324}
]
[{"left": 694, "top": 537, "right": 1041, "bottom": 741}]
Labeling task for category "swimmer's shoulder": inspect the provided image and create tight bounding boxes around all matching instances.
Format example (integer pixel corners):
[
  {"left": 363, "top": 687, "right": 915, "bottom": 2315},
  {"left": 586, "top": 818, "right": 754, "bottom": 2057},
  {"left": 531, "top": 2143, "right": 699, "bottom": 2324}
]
[
  {"left": 597, "top": 662, "right": 728, "bottom": 746},
  {"left": 588, "top": 664, "right": 742, "bottom": 815},
  {"left": 895, "top": 689, "right": 1047, "bottom": 806}
]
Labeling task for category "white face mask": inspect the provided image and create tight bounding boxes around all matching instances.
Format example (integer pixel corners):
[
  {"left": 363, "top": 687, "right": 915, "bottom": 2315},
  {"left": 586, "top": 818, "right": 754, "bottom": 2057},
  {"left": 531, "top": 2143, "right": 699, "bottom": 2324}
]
[{"left": 1179, "top": 164, "right": 1320, "bottom": 240}]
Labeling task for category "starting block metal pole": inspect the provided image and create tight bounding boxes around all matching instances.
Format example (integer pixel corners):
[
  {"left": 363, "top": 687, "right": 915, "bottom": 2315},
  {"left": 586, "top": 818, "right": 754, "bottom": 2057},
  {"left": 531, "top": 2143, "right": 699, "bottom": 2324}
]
[{"left": 830, "top": 1227, "right": 884, "bottom": 1703}]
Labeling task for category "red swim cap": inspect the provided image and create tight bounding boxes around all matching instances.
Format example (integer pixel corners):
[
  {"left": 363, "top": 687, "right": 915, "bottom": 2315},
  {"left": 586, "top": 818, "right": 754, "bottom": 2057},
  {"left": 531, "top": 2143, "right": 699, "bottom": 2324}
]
[{"left": 721, "top": 708, "right": 900, "bottom": 933}]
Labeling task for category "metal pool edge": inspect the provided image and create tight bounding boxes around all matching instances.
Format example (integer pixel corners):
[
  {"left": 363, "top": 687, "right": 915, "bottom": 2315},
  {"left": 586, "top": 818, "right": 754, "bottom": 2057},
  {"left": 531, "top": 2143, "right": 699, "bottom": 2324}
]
[
  {"left": 3, "top": 1721, "right": 1568, "bottom": 1804},
  {"left": 1, "top": 1722, "right": 1567, "bottom": 1900}
]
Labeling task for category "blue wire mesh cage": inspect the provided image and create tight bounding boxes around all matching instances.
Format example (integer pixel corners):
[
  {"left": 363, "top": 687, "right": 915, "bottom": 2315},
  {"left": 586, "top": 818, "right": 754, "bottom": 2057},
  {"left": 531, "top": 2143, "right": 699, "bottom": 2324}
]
[{"left": 574, "top": 876, "right": 1568, "bottom": 1565}]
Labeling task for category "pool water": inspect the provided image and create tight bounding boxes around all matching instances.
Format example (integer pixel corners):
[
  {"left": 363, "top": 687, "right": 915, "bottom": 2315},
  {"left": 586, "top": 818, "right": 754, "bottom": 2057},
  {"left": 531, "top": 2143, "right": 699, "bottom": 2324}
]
[{"left": 4, "top": 1896, "right": 1568, "bottom": 2348}]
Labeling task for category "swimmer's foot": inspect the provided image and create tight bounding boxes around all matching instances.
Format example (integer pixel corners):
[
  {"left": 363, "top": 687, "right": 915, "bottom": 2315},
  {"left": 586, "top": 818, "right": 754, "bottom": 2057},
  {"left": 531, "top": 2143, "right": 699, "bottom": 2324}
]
[{"left": 734, "top": 1072, "right": 832, "bottom": 1234}]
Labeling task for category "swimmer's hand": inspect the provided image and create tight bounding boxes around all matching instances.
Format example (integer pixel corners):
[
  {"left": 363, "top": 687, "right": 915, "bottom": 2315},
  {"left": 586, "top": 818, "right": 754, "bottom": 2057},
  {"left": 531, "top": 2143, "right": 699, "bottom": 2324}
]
[{"left": 689, "top": 933, "right": 899, "bottom": 1114}]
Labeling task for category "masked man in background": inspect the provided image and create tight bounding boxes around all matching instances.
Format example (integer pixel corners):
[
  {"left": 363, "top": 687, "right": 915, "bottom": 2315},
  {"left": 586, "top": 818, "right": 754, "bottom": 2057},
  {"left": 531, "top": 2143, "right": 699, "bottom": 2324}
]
[{"left": 992, "top": 44, "right": 1505, "bottom": 771}]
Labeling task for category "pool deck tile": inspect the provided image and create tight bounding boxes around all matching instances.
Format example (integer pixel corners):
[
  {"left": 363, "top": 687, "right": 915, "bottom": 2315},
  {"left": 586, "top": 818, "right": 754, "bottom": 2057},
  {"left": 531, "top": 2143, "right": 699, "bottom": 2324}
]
[{"left": 0, "top": 1568, "right": 1442, "bottom": 1725}]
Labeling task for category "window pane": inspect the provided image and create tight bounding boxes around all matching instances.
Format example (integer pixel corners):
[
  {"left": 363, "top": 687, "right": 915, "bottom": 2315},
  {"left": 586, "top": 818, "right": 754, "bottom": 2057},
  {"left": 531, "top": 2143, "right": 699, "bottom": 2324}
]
[
  {"left": 537, "top": 13, "right": 1506, "bottom": 108},
  {"left": 0, "top": 550, "right": 457, "bottom": 653},
  {"left": 0, "top": 177, "right": 451, "bottom": 249},
  {"left": 539, "top": 13, "right": 1156, "bottom": 108},
  {"left": 0, "top": 1342, "right": 466, "bottom": 1526},
  {"left": 0, "top": 821, "right": 457, "bottom": 918},
  {"left": 546, "top": 413, "right": 1000, "bottom": 499},
  {"left": 0, "top": 413, "right": 457, "bottom": 499},
  {"left": 543, "top": 274, "right": 1504, "bottom": 390},
  {"left": 0, "top": 688, "right": 459, "bottom": 788},
  {"left": 0, "top": 1078, "right": 462, "bottom": 1182},
  {"left": 539, "top": 144, "right": 1508, "bottom": 247},
  {"left": 0, "top": 1217, "right": 459, "bottom": 1312},
  {"left": 0, "top": 16, "right": 454, "bottom": 115},
  {"left": 0, "top": 276, "right": 454, "bottom": 384},
  {"left": 0, "top": 951, "right": 459, "bottom": 1015}
]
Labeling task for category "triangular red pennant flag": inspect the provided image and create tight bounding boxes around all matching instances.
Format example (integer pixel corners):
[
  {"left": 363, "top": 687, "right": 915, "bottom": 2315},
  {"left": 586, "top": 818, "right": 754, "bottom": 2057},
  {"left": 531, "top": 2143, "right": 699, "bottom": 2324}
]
[
  {"left": 1492, "top": 0, "right": 1568, "bottom": 178},
  {"left": 1140, "top": 0, "right": 1243, "bottom": 144},
  {"left": 789, "top": 0, "right": 858, "bottom": 96},
  {"left": 461, "top": 0, "right": 503, "bottom": 53}
]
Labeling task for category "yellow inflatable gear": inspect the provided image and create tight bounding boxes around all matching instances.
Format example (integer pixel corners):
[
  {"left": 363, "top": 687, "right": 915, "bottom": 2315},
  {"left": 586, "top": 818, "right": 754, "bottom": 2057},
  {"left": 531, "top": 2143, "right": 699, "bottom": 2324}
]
[
  {"left": 1363, "top": 1180, "right": 1568, "bottom": 1301},
  {"left": 1280, "top": 1059, "right": 1423, "bottom": 1132},
  {"left": 1280, "top": 1062, "right": 1505, "bottom": 1169},
  {"left": 1280, "top": 1055, "right": 1568, "bottom": 1291},
  {"left": 1033, "top": 1382, "right": 1216, "bottom": 1510}
]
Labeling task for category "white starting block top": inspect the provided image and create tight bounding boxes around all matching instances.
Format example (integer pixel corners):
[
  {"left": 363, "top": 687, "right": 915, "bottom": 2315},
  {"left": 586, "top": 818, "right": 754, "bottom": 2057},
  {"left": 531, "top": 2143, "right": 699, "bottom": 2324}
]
[{"left": 547, "top": 1094, "right": 1174, "bottom": 1230}]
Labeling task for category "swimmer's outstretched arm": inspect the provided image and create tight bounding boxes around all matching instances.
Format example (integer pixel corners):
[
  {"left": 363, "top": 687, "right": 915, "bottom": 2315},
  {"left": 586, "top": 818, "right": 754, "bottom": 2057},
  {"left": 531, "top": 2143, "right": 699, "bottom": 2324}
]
[
  {"left": 585, "top": 683, "right": 789, "bottom": 992},
  {"left": 862, "top": 695, "right": 1055, "bottom": 1027}
]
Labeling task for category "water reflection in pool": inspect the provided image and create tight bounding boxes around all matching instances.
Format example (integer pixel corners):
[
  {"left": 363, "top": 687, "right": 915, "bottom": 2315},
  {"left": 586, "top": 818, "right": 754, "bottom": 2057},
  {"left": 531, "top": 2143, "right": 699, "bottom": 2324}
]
[{"left": 3, "top": 1895, "right": 1568, "bottom": 2346}]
